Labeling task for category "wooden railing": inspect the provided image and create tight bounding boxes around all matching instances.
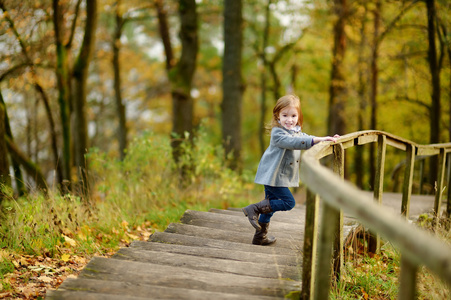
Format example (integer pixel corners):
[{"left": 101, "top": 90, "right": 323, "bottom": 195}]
[{"left": 299, "top": 130, "right": 451, "bottom": 300}]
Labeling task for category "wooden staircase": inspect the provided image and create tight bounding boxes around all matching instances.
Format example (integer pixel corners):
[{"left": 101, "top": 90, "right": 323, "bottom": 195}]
[
  {"left": 46, "top": 206, "right": 309, "bottom": 299},
  {"left": 46, "top": 191, "right": 439, "bottom": 299}
]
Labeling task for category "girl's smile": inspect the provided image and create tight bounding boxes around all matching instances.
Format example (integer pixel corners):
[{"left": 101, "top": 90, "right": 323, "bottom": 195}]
[{"left": 278, "top": 106, "right": 299, "bottom": 130}]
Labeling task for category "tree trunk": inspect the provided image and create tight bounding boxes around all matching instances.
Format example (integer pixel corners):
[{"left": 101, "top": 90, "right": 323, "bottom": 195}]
[
  {"left": 169, "top": 0, "right": 198, "bottom": 163},
  {"left": 0, "top": 88, "right": 25, "bottom": 195},
  {"left": 327, "top": 0, "right": 347, "bottom": 136},
  {"left": 156, "top": 0, "right": 174, "bottom": 71},
  {"left": 113, "top": 0, "right": 127, "bottom": 161},
  {"left": 355, "top": 2, "right": 369, "bottom": 189},
  {"left": 0, "top": 97, "right": 11, "bottom": 202},
  {"left": 53, "top": 0, "right": 73, "bottom": 191},
  {"left": 369, "top": 0, "right": 381, "bottom": 189},
  {"left": 426, "top": 0, "right": 440, "bottom": 184},
  {"left": 222, "top": 0, "right": 243, "bottom": 170},
  {"left": 258, "top": 0, "right": 271, "bottom": 157},
  {"left": 72, "top": 0, "right": 97, "bottom": 196},
  {"left": 1, "top": 1, "right": 63, "bottom": 189}
]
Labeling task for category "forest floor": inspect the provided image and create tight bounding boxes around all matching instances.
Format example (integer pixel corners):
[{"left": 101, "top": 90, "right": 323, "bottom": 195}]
[{"left": 1, "top": 225, "right": 152, "bottom": 299}]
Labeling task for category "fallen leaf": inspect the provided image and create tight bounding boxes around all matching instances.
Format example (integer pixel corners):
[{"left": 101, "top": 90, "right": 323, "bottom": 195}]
[
  {"left": 37, "top": 276, "right": 53, "bottom": 283},
  {"left": 61, "top": 254, "right": 71, "bottom": 262},
  {"left": 62, "top": 235, "right": 76, "bottom": 247}
]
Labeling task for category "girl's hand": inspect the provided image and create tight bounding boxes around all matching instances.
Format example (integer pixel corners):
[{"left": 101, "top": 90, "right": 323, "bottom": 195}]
[{"left": 313, "top": 135, "right": 340, "bottom": 144}]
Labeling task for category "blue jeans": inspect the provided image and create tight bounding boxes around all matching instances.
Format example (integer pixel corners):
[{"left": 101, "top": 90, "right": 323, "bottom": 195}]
[{"left": 258, "top": 185, "right": 296, "bottom": 223}]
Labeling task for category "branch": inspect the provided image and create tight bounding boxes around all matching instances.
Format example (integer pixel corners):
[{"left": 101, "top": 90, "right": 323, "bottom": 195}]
[
  {"left": 67, "top": 0, "right": 82, "bottom": 49},
  {"left": 394, "top": 96, "right": 431, "bottom": 111},
  {"left": 377, "top": 0, "right": 421, "bottom": 45},
  {"left": 5, "top": 136, "right": 48, "bottom": 191},
  {"left": 0, "top": 2, "right": 32, "bottom": 62}
]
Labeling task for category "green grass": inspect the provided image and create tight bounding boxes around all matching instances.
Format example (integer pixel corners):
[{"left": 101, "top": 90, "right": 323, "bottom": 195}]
[
  {"left": 0, "top": 127, "right": 258, "bottom": 263},
  {"left": 330, "top": 216, "right": 450, "bottom": 299}
]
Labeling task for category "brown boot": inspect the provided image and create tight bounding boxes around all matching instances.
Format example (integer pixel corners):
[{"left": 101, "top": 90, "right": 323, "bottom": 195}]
[
  {"left": 252, "top": 222, "right": 276, "bottom": 246},
  {"left": 242, "top": 199, "right": 273, "bottom": 230}
]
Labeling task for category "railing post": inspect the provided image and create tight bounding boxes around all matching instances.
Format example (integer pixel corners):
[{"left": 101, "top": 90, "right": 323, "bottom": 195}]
[
  {"left": 332, "top": 143, "right": 344, "bottom": 279},
  {"left": 314, "top": 203, "right": 340, "bottom": 300},
  {"left": 312, "top": 144, "right": 344, "bottom": 300},
  {"left": 434, "top": 148, "right": 446, "bottom": 229},
  {"left": 447, "top": 152, "right": 451, "bottom": 218},
  {"left": 398, "top": 256, "right": 418, "bottom": 300},
  {"left": 419, "top": 159, "right": 425, "bottom": 194},
  {"left": 372, "top": 135, "right": 386, "bottom": 254},
  {"left": 301, "top": 189, "right": 319, "bottom": 300},
  {"left": 401, "top": 144, "right": 415, "bottom": 218}
]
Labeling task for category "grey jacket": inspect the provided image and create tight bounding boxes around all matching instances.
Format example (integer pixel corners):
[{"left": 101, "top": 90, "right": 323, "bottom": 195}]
[{"left": 254, "top": 126, "right": 315, "bottom": 187}]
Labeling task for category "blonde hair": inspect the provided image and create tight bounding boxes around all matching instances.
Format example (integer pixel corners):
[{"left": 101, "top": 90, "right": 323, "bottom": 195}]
[{"left": 267, "top": 94, "right": 304, "bottom": 130}]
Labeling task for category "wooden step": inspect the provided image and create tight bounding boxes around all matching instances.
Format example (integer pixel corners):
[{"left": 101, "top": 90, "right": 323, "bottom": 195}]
[
  {"left": 210, "top": 207, "right": 307, "bottom": 224},
  {"left": 71, "top": 257, "right": 302, "bottom": 297},
  {"left": 113, "top": 247, "right": 301, "bottom": 280},
  {"left": 148, "top": 231, "right": 298, "bottom": 256},
  {"left": 164, "top": 222, "right": 303, "bottom": 250},
  {"left": 181, "top": 209, "right": 306, "bottom": 233},
  {"left": 47, "top": 278, "right": 284, "bottom": 300},
  {"left": 130, "top": 241, "right": 299, "bottom": 266}
]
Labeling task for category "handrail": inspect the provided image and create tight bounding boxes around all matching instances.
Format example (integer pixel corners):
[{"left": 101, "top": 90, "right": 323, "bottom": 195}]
[{"left": 299, "top": 130, "right": 451, "bottom": 300}]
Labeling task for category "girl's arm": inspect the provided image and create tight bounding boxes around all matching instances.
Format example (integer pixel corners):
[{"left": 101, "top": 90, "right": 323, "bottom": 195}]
[{"left": 312, "top": 134, "right": 340, "bottom": 145}]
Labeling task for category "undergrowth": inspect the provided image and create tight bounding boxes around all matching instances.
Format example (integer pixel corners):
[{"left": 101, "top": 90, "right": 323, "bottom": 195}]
[
  {"left": 330, "top": 214, "right": 450, "bottom": 299},
  {"left": 0, "top": 127, "right": 259, "bottom": 295}
]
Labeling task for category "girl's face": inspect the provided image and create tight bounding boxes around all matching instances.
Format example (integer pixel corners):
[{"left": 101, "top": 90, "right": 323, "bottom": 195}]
[{"left": 278, "top": 106, "right": 299, "bottom": 130}]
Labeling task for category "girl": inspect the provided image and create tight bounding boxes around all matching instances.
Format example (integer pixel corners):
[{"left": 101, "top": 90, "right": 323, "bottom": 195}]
[{"left": 242, "top": 94, "right": 339, "bottom": 246}]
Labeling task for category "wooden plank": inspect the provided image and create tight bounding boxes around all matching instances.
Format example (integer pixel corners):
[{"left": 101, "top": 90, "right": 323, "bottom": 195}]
[
  {"left": 398, "top": 256, "right": 418, "bottom": 300},
  {"left": 130, "top": 241, "right": 299, "bottom": 266},
  {"left": 148, "top": 231, "right": 297, "bottom": 256},
  {"left": 47, "top": 289, "right": 148, "bottom": 300},
  {"left": 209, "top": 207, "right": 307, "bottom": 224},
  {"left": 448, "top": 153, "right": 451, "bottom": 217},
  {"left": 332, "top": 143, "right": 344, "bottom": 278},
  {"left": 416, "top": 146, "right": 440, "bottom": 156},
  {"left": 372, "top": 135, "right": 386, "bottom": 253},
  {"left": 184, "top": 209, "right": 306, "bottom": 227},
  {"left": 314, "top": 202, "right": 340, "bottom": 300},
  {"left": 180, "top": 217, "right": 304, "bottom": 241},
  {"left": 164, "top": 223, "right": 303, "bottom": 250},
  {"left": 48, "top": 278, "right": 282, "bottom": 300},
  {"left": 113, "top": 248, "right": 301, "bottom": 280},
  {"left": 357, "top": 134, "right": 378, "bottom": 145},
  {"left": 434, "top": 149, "right": 446, "bottom": 228},
  {"left": 77, "top": 257, "right": 302, "bottom": 297},
  {"left": 301, "top": 190, "right": 319, "bottom": 300},
  {"left": 401, "top": 144, "right": 415, "bottom": 218},
  {"left": 386, "top": 137, "right": 407, "bottom": 151}
]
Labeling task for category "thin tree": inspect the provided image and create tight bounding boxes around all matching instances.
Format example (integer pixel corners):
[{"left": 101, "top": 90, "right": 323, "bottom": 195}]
[
  {"left": 258, "top": 0, "right": 271, "bottom": 156},
  {"left": 222, "top": 0, "right": 243, "bottom": 170},
  {"left": 71, "top": 0, "right": 97, "bottom": 196},
  {"left": 0, "top": 86, "right": 26, "bottom": 196},
  {"left": 53, "top": 0, "right": 81, "bottom": 191},
  {"left": 0, "top": 94, "right": 11, "bottom": 202},
  {"left": 368, "top": 0, "right": 420, "bottom": 187},
  {"left": 355, "top": 1, "right": 369, "bottom": 189},
  {"left": 112, "top": 0, "right": 127, "bottom": 161},
  {"left": 425, "top": 0, "right": 441, "bottom": 184},
  {"left": 111, "top": 2, "right": 153, "bottom": 160},
  {"left": 328, "top": 0, "right": 348, "bottom": 136},
  {"left": 1, "top": 2, "right": 63, "bottom": 188},
  {"left": 156, "top": 0, "right": 198, "bottom": 166}
]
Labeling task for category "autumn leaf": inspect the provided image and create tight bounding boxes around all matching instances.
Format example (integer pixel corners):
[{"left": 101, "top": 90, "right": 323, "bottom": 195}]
[
  {"left": 37, "top": 276, "right": 53, "bottom": 283},
  {"left": 361, "top": 287, "right": 369, "bottom": 300},
  {"left": 62, "top": 235, "right": 76, "bottom": 247},
  {"left": 61, "top": 254, "right": 70, "bottom": 262}
]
